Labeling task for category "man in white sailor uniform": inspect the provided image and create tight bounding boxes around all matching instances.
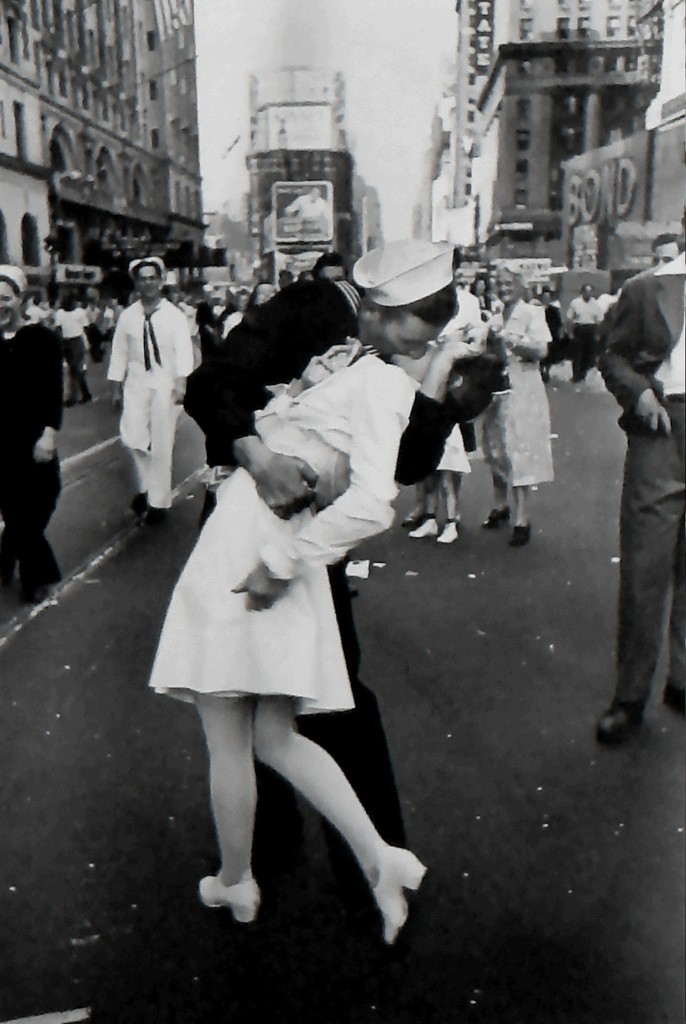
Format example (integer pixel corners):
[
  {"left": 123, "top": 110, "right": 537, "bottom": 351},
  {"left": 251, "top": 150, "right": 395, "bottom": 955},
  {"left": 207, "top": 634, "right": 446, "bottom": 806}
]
[{"left": 108, "top": 258, "right": 195, "bottom": 524}]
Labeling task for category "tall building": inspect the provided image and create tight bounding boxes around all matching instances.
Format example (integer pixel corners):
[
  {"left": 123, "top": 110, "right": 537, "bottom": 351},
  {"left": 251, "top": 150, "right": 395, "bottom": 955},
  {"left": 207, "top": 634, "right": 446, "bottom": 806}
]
[
  {"left": 467, "top": 0, "right": 661, "bottom": 262},
  {"left": 247, "top": 67, "right": 359, "bottom": 280},
  {"left": 454, "top": 0, "right": 497, "bottom": 210},
  {"left": 0, "top": 0, "right": 203, "bottom": 289}
]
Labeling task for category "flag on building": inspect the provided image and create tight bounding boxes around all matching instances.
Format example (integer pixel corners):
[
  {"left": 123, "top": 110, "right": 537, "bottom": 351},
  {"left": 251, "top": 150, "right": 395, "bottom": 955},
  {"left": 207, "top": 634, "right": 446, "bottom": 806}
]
[{"left": 154, "top": 0, "right": 192, "bottom": 39}]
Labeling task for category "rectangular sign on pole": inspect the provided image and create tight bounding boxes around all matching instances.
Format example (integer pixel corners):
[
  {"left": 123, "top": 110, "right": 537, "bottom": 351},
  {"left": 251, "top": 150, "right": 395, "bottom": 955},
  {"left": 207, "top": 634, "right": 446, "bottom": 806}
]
[{"left": 273, "top": 181, "right": 334, "bottom": 244}]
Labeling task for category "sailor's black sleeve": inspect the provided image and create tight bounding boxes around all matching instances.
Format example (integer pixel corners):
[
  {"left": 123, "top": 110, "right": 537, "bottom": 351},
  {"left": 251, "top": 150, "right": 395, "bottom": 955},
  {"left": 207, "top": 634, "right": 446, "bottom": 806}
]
[{"left": 394, "top": 392, "right": 455, "bottom": 485}]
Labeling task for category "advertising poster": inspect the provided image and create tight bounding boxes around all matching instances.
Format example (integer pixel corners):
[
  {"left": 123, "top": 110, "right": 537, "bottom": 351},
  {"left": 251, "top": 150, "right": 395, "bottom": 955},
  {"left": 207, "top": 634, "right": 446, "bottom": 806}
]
[{"left": 273, "top": 181, "right": 334, "bottom": 243}]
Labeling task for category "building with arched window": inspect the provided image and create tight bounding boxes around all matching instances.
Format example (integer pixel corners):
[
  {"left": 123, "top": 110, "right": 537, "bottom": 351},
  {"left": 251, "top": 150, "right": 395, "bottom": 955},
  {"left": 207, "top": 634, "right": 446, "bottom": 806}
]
[{"left": 1, "top": 0, "right": 203, "bottom": 291}]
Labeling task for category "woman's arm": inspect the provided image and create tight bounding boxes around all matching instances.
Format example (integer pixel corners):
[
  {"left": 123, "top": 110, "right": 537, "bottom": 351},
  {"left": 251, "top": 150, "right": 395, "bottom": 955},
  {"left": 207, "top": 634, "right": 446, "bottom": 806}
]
[{"left": 257, "top": 359, "right": 414, "bottom": 582}]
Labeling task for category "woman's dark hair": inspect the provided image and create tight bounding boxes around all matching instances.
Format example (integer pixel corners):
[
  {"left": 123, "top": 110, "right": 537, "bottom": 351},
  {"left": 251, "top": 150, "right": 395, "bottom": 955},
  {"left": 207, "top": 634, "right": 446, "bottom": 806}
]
[
  {"left": 61, "top": 292, "right": 79, "bottom": 312},
  {"left": 312, "top": 251, "right": 346, "bottom": 278}
]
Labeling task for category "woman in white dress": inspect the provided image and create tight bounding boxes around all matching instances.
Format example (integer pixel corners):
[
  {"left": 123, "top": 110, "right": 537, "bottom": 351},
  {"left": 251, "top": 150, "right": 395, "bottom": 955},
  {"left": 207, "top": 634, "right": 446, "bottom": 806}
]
[
  {"left": 480, "top": 266, "right": 554, "bottom": 546},
  {"left": 149, "top": 241, "right": 459, "bottom": 943}
]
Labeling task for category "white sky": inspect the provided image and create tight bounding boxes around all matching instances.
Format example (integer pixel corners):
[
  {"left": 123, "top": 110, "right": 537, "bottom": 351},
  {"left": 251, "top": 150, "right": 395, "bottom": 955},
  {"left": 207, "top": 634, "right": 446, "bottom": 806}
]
[{"left": 194, "top": 0, "right": 457, "bottom": 240}]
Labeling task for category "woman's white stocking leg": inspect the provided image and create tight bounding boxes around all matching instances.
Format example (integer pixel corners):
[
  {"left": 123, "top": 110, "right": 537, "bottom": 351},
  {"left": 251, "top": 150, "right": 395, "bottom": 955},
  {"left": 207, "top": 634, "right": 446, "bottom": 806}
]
[{"left": 196, "top": 695, "right": 256, "bottom": 886}]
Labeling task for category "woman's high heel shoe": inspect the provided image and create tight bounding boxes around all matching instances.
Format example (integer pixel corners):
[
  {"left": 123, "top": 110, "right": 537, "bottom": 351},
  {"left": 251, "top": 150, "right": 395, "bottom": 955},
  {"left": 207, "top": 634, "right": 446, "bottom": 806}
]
[
  {"left": 372, "top": 847, "right": 427, "bottom": 945},
  {"left": 198, "top": 874, "right": 261, "bottom": 923}
]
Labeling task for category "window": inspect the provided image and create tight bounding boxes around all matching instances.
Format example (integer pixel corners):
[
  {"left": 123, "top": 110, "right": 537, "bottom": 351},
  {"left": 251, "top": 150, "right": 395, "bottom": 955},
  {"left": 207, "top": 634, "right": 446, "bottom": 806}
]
[
  {"left": 606, "top": 16, "right": 621, "bottom": 38},
  {"left": 514, "top": 187, "right": 528, "bottom": 207},
  {"left": 0, "top": 100, "right": 5, "bottom": 138},
  {"left": 578, "top": 16, "right": 591, "bottom": 35},
  {"left": 146, "top": 30, "right": 156, "bottom": 51},
  {"left": 519, "top": 17, "right": 533, "bottom": 40},
  {"left": 8, "top": 17, "right": 22, "bottom": 62},
  {"left": 516, "top": 127, "right": 530, "bottom": 151},
  {"left": 151, "top": 128, "right": 160, "bottom": 148},
  {"left": 149, "top": 79, "right": 158, "bottom": 100},
  {"left": 21, "top": 214, "right": 41, "bottom": 266},
  {"left": 0, "top": 212, "right": 8, "bottom": 262},
  {"left": 13, "top": 101, "right": 26, "bottom": 160},
  {"left": 59, "top": 68, "right": 68, "bottom": 97},
  {"left": 516, "top": 97, "right": 530, "bottom": 119},
  {"left": 557, "top": 16, "right": 570, "bottom": 38},
  {"left": 515, "top": 158, "right": 529, "bottom": 177}
]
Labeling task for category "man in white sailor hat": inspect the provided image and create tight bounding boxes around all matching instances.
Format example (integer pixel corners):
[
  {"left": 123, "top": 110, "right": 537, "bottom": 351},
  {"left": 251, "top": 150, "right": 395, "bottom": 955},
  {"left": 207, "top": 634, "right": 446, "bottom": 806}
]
[
  {"left": 180, "top": 241, "right": 462, "bottom": 905},
  {"left": 0, "top": 265, "right": 64, "bottom": 603},
  {"left": 107, "top": 257, "right": 194, "bottom": 524}
]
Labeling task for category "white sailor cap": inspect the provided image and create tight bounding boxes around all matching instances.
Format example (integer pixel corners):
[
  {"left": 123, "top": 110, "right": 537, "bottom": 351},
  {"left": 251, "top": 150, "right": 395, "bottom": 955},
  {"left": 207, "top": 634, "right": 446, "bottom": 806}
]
[
  {"left": 353, "top": 240, "right": 454, "bottom": 307},
  {"left": 129, "top": 256, "right": 165, "bottom": 278},
  {"left": 0, "top": 265, "right": 28, "bottom": 295}
]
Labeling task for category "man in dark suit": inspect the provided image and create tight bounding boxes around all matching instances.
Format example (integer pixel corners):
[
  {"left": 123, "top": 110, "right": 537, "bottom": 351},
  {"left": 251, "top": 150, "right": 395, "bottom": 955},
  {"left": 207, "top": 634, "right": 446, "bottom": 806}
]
[
  {"left": 184, "top": 273, "right": 457, "bottom": 895},
  {"left": 596, "top": 248, "right": 685, "bottom": 743},
  {"left": 0, "top": 267, "right": 64, "bottom": 604}
]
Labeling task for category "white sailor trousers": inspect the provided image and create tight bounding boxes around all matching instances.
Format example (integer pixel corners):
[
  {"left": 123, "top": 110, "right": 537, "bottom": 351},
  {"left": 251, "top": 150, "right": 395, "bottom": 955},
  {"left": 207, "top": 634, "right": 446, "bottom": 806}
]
[{"left": 120, "top": 377, "right": 181, "bottom": 509}]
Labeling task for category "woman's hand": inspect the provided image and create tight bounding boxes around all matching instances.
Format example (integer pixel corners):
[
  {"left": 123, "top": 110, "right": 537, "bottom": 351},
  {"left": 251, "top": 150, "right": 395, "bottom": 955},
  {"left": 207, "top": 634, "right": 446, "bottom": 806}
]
[
  {"left": 233, "top": 561, "right": 291, "bottom": 610},
  {"left": 420, "top": 333, "right": 474, "bottom": 400},
  {"left": 33, "top": 427, "right": 56, "bottom": 464}
]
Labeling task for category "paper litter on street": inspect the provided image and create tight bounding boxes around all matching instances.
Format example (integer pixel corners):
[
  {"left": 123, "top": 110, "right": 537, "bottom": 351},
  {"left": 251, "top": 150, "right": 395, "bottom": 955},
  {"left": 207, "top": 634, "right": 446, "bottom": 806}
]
[{"left": 345, "top": 560, "right": 370, "bottom": 579}]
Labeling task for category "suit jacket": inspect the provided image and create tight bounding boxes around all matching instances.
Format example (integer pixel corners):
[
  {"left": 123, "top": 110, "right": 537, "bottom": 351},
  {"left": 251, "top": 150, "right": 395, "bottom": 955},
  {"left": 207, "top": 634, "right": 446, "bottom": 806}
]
[{"left": 600, "top": 267, "right": 684, "bottom": 433}]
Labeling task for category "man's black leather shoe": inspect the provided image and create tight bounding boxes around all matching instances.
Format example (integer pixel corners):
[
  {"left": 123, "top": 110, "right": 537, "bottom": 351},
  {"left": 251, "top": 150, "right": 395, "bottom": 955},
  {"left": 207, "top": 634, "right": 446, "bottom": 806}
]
[
  {"left": 596, "top": 703, "right": 644, "bottom": 745},
  {"left": 663, "top": 683, "right": 685, "bottom": 717},
  {"left": 482, "top": 506, "right": 510, "bottom": 529},
  {"left": 130, "top": 493, "right": 149, "bottom": 517},
  {"left": 145, "top": 507, "right": 169, "bottom": 526}
]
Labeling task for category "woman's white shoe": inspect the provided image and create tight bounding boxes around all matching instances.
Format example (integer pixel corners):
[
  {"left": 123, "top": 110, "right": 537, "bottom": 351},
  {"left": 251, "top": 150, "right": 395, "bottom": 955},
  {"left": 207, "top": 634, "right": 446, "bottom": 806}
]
[
  {"left": 372, "top": 847, "right": 427, "bottom": 944},
  {"left": 198, "top": 874, "right": 261, "bottom": 923}
]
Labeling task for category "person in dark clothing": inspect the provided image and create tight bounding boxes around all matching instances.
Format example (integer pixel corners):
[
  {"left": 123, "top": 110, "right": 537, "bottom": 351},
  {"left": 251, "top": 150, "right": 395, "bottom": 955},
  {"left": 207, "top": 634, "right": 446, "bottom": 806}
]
[
  {"left": 539, "top": 287, "right": 567, "bottom": 382},
  {"left": 195, "top": 301, "right": 224, "bottom": 363},
  {"left": 183, "top": 276, "right": 457, "bottom": 902},
  {"left": 0, "top": 266, "right": 63, "bottom": 604}
]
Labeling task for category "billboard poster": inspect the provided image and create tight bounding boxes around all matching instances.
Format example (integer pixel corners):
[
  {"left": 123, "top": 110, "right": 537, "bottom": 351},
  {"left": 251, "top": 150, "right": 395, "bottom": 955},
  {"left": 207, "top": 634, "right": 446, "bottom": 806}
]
[{"left": 273, "top": 181, "right": 334, "bottom": 244}]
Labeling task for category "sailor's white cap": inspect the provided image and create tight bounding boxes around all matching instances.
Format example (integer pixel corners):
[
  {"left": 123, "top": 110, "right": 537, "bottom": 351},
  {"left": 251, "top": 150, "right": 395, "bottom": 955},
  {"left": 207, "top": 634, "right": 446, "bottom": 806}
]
[
  {"left": 0, "top": 265, "right": 28, "bottom": 295},
  {"left": 353, "top": 240, "right": 454, "bottom": 307},
  {"left": 129, "top": 256, "right": 165, "bottom": 278}
]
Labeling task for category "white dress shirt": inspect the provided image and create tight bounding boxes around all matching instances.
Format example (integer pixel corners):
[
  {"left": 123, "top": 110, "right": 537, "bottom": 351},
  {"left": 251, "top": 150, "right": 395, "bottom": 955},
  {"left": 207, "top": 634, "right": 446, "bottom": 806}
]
[
  {"left": 566, "top": 295, "right": 604, "bottom": 325},
  {"left": 654, "top": 253, "right": 686, "bottom": 396}
]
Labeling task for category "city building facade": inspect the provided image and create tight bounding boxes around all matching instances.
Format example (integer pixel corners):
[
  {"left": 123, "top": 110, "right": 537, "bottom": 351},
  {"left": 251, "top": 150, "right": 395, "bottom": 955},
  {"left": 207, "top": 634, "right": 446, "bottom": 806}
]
[
  {"left": 0, "top": 0, "right": 203, "bottom": 292},
  {"left": 247, "top": 67, "right": 363, "bottom": 280},
  {"left": 437, "top": 0, "right": 677, "bottom": 275}
]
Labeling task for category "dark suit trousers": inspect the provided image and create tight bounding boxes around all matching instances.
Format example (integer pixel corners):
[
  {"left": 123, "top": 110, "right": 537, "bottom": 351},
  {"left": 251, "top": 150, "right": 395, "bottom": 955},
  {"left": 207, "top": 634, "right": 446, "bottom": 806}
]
[
  {"left": 571, "top": 324, "right": 598, "bottom": 381},
  {"left": 615, "top": 398, "right": 685, "bottom": 706},
  {"left": 0, "top": 457, "right": 62, "bottom": 596}
]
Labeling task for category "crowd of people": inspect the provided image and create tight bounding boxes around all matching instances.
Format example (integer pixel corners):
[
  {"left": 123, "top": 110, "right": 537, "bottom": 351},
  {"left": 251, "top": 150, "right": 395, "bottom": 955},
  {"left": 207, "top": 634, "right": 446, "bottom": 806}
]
[{"left": 0, "top": 229, "right": 683, "bottom": 944}]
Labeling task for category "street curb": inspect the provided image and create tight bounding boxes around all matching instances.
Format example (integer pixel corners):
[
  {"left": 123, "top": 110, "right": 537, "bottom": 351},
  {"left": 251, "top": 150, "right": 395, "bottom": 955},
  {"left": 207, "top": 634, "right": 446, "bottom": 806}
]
[{"left": 0, "top": 467, "right": 205, "bottom": 653}]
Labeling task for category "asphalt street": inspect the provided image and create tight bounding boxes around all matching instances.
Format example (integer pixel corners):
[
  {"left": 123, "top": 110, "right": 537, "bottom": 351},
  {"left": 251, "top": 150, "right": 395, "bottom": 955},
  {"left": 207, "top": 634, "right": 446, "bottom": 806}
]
[{"left": 0, "top": 368, "right": 683, "bottom": 1024}]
